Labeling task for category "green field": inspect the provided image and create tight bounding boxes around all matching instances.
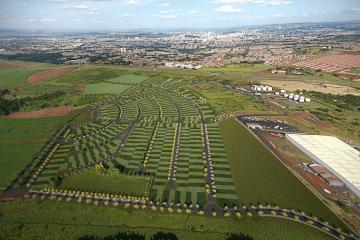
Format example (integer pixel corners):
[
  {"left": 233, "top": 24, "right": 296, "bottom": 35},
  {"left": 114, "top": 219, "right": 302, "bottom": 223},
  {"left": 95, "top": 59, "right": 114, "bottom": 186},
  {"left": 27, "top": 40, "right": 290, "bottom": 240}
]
[
  {"left": 197, "top": 87, "right": 268, "bottom": 115},
  {"left": 0, "top": 116, "right": 72, "bottom": 190},
  {"left": 0, "top": 200, "right": 333, "bottom": 240},
  {"left": 60, "top": 170, "right": 150, "bottom": 195},
  {"left": 219, "top": 119, "right": 346, "bottom": 229},
  {"left": 0, "top": 61, "right": 356, "bottom": 239},
  {"left": 199, "top": 63, "right": 270, "bottom": 73},
  {"left": 0, "top": 68, "right": 34, "bottom": 89},
  {"left": 84, "top": 82, "right": 131, "bottom": 94},
  {"left": 107, "top": 74, "right": 148, "bottom": 84}
]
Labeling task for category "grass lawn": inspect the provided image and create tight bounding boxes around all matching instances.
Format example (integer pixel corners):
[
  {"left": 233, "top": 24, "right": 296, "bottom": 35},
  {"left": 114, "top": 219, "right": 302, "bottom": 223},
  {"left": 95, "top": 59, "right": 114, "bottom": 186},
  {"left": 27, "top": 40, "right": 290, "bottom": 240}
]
[
  {"left": 219, "top": 118, "right": 347, "bottom": 229},
  {"left": 0, "top": 116, "right": 73, "bottom": 190},
  {"left": 107, "top": 74, "right": 148, "bottom": 84},
  {"left": 0, "top": 200, "right": 333, "bottom": 240},
  {"left": 60, "top": 170, "right": 149, "bottom": 195},
  {"left": 84, "top": 83, "right": 131, "bottom": 95}
]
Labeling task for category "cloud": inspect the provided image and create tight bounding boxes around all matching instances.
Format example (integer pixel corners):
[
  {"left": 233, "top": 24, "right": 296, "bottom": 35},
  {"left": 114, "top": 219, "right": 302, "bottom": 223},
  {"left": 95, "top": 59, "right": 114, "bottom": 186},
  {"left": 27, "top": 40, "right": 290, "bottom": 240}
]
[
  {"left": 161, "top": 2, "right": 171, "bottom": 7},
  {"left": 214, "top": 0, "right": 263, "bottom": 3},
  {"left": 187, "top": 10, "right": 198, "bottom": 15},
  {"left": 214, "top": 5, "right": 244, "bottom": 13},
  {"left": 63, "top": 4, "right": 89, "bottom": 9},
  {"left": 153, "top": 13, "right": 176, "bottom": 18},
  {"left": 352, "top": 8, "right": 360, "bottom": 12},
  {"left": 213, "top": 0, "right": 291, "bottom": 5},
  {"left": 122, "top": 13, "right": 130, "bottom": 17},
  {"left": 269, "top": 0, "right": 291, "bottom": 6}
]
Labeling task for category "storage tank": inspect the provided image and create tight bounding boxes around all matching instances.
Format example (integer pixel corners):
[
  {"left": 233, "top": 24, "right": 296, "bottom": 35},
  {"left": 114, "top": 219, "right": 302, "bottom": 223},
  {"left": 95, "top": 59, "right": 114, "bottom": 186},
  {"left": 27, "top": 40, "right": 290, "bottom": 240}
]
[
  {"left": 294, "top": 95, "right": 300, "bottom": 101},
  {"left": 275, "top": 92, "right": 280, "bottom": 95},
  {"left": 289, "top": 94, "right": 294, "bottom": 99},
  {"left": 284, "top": 93, "right": 289, "bottom": 98},
  {"left": 256, "top": 87, "right": 262, "bottom": 91},
  {"left": 280, "top": 89, "right": 286, "bottom": 94},
  {"left": 299, "top": 98, "right": 305, "bottom": 103},
  {"left": 305, "top": 98, "right": 311, "bottom": 103},
  {"left": 267, "top": 86, "right": 273, "bottom": 92}
]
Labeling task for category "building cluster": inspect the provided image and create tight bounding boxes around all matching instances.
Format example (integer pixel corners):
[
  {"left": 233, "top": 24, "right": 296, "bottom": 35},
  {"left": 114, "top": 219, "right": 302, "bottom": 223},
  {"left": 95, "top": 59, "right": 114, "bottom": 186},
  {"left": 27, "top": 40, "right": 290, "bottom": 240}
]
[{"left": 0, "top": 22, "right": 359, "bottom": 67}]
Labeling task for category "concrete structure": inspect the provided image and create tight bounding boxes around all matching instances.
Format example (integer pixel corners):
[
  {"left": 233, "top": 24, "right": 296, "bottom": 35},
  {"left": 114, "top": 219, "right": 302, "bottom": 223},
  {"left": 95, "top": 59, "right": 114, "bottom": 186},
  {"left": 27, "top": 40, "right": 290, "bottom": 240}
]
[{"left": 286, "top": 134, "right": 360, "bottom": 197}]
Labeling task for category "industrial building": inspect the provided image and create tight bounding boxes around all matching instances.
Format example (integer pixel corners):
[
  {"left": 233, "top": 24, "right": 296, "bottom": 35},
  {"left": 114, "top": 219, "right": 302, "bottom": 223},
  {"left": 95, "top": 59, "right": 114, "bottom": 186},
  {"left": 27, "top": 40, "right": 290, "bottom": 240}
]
[{"left": 286, "top": 134, "right": 360, "bottom": 197}]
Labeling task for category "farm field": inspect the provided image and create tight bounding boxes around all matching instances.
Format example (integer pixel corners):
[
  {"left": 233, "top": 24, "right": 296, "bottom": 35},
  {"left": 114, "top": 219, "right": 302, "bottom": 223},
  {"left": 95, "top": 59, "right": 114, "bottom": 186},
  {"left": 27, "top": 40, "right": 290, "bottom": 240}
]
[
  {"left": 0, "top": 200, "right": 333, "bottom": 240},
  {"left": 219, "top": 118, "right": 347, "bottom": 229},
  {"left": 60, "top": 170, "right": 150, "bottom": 195},
  {"left": 0, "top": 116, "right": 73, "bottom": 190},
  {"left": 0, "top": 68, "right": 35, "bottom": 89}
]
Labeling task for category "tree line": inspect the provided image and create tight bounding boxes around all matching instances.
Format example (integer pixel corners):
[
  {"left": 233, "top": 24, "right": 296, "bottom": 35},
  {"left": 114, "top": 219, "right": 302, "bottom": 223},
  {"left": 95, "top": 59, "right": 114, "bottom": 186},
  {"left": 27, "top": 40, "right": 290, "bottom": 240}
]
[{"left": 78, "top": 231, "right": 254, "bottom": 240}]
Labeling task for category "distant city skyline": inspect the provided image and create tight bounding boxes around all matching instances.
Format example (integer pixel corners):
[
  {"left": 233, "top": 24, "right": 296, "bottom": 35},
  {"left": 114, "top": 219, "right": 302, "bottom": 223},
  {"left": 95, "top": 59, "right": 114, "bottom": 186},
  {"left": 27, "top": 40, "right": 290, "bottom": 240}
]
[{"left": 0, "top": 0, "right": 359, "bottom": 31}]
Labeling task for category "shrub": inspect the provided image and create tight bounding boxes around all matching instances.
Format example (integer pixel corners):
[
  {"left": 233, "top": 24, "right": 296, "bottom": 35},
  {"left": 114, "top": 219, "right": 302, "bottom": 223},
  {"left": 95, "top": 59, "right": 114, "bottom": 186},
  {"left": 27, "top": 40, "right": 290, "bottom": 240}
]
[
  {"left": 226, "top": 233, "right": 254, "bottom": 240},
  {"left": 151, "top": 231, "right": 177, "bottom": 240},
  {"left": 49, "top": 176, "right": 62, "bottom": 188}
]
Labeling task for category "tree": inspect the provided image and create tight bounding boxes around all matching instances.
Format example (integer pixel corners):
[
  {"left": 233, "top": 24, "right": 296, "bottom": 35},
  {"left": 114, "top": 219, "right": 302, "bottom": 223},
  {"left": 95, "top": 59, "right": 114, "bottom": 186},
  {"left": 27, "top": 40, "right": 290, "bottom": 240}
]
[
  {"left": 226, "top": 233, "right": 254, "bottom": 240},
  {"left": 49, "top": 176, "right": 62, "bottom": 188},
  {"left": 151, "top": 232, "right": 177, "bottom": 240},
  {"left": 107, "top": 167, "right": 119, "bottom": 176},
  {"left": 95, "top": 163, "right": 106, "bottom": 175}
]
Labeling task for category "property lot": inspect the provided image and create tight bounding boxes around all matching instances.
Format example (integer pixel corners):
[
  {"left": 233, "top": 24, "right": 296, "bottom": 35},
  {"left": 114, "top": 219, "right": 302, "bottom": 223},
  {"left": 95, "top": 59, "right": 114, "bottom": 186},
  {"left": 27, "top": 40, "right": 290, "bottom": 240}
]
[{"left": 219, "top": 118, "right": 346, "bottom": 229}]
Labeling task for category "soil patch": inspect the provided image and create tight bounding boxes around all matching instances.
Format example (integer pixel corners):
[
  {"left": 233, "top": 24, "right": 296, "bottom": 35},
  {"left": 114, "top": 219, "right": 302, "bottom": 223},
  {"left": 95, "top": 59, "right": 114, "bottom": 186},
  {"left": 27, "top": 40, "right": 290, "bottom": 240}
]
[
  {"left": 27, "top": 67, "right": 76, "bottom": 84},
  {"left": 261, "top": 80, "right": 360, "bottom": 96},
  {"left": 0, "top": 61, "right": 23, "bottom": 69},
  {"left": 292, "top": 111, "right": 332, "bottom": 129},
  {"left": 4, "top": 106, "right": 75, "bottom": 118}
]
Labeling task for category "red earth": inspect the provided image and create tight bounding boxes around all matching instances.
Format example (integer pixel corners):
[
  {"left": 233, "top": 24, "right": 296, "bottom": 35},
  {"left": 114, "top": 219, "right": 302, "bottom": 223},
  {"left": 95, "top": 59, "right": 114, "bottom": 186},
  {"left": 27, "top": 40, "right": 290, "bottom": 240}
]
[
  {"left": 27, "top": 67, "right": 76, "bottom": 84},
  {"left": 4, "top": 106, "right": 75, "bottom": 119},
  {"left": 292, "top": 111, "right": 332, "bottom": 128}
]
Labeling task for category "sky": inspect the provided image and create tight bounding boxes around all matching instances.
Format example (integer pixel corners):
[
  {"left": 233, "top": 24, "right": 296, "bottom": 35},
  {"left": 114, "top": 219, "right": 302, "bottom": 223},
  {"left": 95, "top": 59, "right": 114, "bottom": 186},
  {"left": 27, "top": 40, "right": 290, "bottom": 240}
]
[{"left": 0, "top": 0, "right": 359, "bottom": 31}]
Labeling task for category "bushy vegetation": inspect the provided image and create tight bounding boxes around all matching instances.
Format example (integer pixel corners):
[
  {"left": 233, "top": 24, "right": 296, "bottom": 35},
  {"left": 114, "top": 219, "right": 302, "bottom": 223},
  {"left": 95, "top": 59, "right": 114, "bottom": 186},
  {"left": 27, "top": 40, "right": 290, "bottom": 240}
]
[
  {"left": 78, "top": 231, "right": 145, "bottom": 240},
  {"left": 226, "top": 233, "right": 254, "bottom": 240},
  {"left": 0, "top": 52, "right": 63, "bottom": 64},
  {"left": 307, "top": 91, "right": 360, "bottom": 111}
]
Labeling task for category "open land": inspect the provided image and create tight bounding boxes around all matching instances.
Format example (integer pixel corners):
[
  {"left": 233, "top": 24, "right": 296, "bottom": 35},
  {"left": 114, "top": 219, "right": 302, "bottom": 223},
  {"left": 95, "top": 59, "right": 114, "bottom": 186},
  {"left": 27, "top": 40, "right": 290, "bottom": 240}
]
[
  {"left": 261, "top": 80, "right": 360, "bottom": 96},
  {"left": 0, "top": 61, "right": 358, "bottom": 239}
]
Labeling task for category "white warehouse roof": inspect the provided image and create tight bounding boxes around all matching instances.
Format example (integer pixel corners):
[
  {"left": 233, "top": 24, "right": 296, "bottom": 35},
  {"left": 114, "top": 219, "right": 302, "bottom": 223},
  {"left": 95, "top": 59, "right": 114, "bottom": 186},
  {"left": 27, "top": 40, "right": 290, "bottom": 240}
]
[{"left": 286, "top": 134, "right": 360, "bottom": 198}]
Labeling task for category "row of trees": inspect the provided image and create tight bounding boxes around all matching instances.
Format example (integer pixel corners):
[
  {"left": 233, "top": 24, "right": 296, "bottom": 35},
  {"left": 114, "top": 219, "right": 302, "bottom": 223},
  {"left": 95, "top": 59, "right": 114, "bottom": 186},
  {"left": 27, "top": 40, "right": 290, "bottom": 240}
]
[{"left": 78, "top": 231, "right": 253, "bottom": 240}]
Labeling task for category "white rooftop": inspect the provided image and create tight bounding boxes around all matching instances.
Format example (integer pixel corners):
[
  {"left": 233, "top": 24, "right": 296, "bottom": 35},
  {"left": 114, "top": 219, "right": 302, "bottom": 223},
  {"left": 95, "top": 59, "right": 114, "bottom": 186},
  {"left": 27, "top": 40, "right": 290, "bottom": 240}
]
[{"left": 286, "top": 134, "right": 360, "bottom": 197}]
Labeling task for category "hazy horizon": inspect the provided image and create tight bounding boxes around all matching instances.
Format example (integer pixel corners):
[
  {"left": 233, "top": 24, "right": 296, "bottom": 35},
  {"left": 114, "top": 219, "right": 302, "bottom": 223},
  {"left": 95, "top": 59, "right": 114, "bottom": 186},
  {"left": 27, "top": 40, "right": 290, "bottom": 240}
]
[{"left": 0, "top": 0, "right": 359, "bottom": 31}]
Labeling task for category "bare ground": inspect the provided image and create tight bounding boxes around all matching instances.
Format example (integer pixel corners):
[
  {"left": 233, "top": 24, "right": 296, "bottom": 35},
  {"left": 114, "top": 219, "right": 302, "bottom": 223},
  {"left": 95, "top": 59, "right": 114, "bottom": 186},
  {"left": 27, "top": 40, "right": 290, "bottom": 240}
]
[
  {"left": 27, "top": 67, "right": 76, "bottom": 84},
  {"left": 4, "top": 106, "right": 75, "bottom": 118},
  {"left": 261, "top": 80, "right": 360, "bottom": 96}
]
